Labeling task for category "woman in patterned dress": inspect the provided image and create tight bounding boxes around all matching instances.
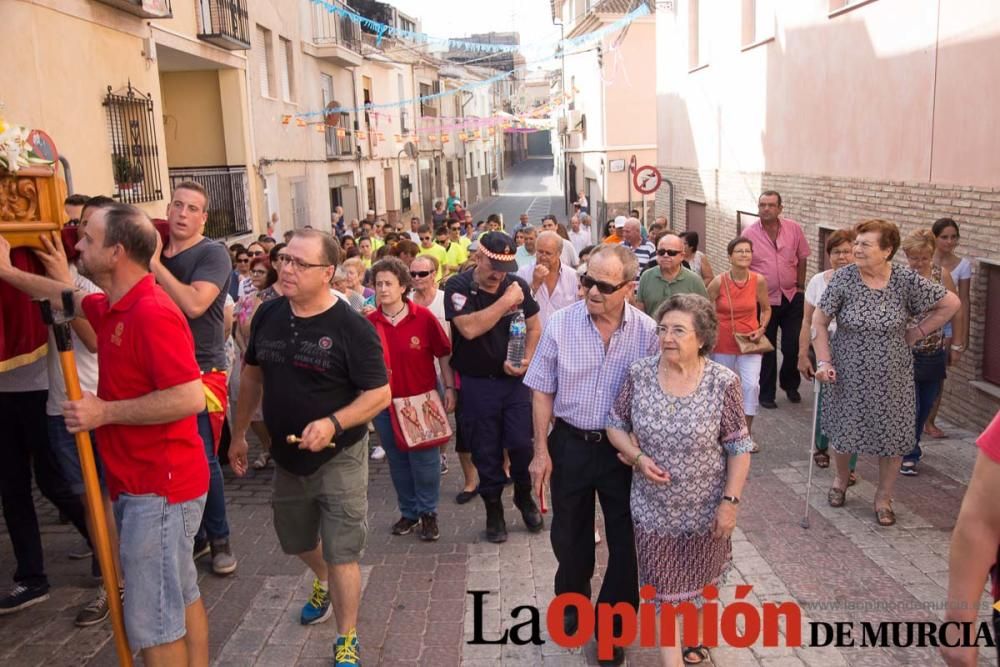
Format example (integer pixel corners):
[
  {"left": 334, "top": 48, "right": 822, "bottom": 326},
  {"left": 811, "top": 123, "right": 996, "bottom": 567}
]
[
  {"left": 813, "top": 220, "right": 959, "bottom": 526},
  {"left": 607, "top": 294, "right": 753, "bottom": 667}
]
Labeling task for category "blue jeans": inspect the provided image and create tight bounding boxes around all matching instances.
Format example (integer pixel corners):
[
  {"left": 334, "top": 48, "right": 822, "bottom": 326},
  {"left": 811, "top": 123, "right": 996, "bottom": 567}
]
[
  {"left": 374, "top": 410, "right": 441, "bottom": 519},
  {"left": 904, "top": 378, "right": 943, "bottom": 464},
  {"left": 115, "top": 493, "right": 205, "bottom": 651},
  {"left": 195, "top": 411, "right": 229, "bottom": 541}
]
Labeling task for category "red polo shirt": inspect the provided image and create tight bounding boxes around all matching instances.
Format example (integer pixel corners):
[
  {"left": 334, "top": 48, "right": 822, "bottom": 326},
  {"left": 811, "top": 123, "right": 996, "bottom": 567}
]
[
  {"left": 368, "top": 300, "right": 451, "bottom": 396},
  {"left": 82, "top": 274, "right": 207, "bottom": 503}
]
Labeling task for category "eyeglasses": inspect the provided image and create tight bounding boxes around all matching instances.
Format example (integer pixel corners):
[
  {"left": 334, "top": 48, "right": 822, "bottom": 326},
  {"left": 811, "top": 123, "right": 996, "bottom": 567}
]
[
  {"left": 275, "top": 253, "right": 331, "bottom": 271},
  {"left": 579, "top": 274, "right": 631, "bottom": 295},
  {"left": 410, "top": 270, "right": 434, "bottom": 278},
  {"left": 655, "top": 324, "right": 692, "bottom": 337},
  {"left": 657, "top": 249, "right": 683, "bottom": 257},
  {"left": 236, "top": 258, "right": 249, "bottom": 263},
  {"left": 250, "top": 269, "right": 267, "bottom": 277}
]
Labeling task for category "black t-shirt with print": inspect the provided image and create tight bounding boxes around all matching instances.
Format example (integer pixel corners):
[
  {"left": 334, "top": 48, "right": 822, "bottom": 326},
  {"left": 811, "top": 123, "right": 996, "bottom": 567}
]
[{"left": 245, "top": 297, "right": 387, "bottom": 475}]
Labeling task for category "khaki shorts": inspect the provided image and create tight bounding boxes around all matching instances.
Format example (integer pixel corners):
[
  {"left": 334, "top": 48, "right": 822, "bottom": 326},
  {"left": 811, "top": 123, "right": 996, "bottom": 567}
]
[{"left": 272, "top": 437, "right": 368, "bottom": 565}]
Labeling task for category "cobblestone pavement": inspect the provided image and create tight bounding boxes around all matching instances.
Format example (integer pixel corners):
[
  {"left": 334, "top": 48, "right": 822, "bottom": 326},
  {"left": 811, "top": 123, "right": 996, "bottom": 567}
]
[{"left": 1, "top": 379, "right": 997, "bottom": 666}]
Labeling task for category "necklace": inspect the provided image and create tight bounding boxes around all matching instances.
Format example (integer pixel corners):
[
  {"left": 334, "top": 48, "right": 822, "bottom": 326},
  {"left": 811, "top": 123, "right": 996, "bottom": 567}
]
[
  {"left": 728, "top": 270, "right": 750, "bottom": 288},
  {"left": 382, "top": 302, "right": 407, "bottom": 323}
]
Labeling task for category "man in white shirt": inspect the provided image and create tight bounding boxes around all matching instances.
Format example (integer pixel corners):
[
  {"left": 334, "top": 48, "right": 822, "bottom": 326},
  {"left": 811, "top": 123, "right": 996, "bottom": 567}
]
[
  {"left": 568, "top": 215, "right": 590, "bottom": 255},
  {"left": 540, "top": 216, "right": 579, "bottom": 268},
  {"left": 516, "top": 232, "right": 579, "bottom": 327}
]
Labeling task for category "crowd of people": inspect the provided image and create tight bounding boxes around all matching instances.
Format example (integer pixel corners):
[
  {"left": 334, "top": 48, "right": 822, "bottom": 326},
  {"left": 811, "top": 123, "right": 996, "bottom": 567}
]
[{"left": 0, "top": 182, "right": 995, "bottom": 667}]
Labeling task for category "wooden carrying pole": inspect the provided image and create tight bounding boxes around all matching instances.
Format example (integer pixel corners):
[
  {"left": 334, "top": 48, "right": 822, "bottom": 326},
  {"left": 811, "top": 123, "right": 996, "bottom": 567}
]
[{"left": 41, "top": 295, "right": 133, "bottom": 666}]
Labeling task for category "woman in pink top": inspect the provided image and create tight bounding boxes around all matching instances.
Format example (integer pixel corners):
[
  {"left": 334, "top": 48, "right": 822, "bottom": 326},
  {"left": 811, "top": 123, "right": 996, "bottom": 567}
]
[{"left": 708, "top": 237, "right": 771, "bottom": 451}]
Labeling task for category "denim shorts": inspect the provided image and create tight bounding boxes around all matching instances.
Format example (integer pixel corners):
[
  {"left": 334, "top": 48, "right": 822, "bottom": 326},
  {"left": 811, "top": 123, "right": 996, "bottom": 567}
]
[
  {"left": 47, "top": 415, "right": 104, "bottom": 496},
  {"left": 114, "top": 493, "right": 206, "bottom": 651}
]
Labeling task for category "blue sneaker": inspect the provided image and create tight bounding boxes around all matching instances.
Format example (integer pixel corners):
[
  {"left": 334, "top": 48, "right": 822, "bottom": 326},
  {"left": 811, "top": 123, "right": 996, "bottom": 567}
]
[
  {"left": 300, "top": 579, "right": 332, "bottom": 625},
  {"left": 334, "top": 629, "right": 361, "bottom": 667}
]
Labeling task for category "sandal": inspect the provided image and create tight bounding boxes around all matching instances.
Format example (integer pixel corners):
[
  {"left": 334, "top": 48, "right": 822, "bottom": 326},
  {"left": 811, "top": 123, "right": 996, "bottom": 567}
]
[
  {"left": 750, "top": 441, "right": 760, "bottom": 454},
  {"left": 875, "top": 503, "right": 896, "bottom": 527},
  {"left": 847, "top": 471, "right": 858, "bottom": 487},
  {"left": 682, "top": 645, "right": 710, "bottom": 664},
  {"left": 813, "top": 450, "right": 830, "bottom": 468},
  {"left": 924, "top": 423, "right": 946, "bottom": 439},
  {"left": 827, "top": 486, "right": 847, "bottom": 508}
]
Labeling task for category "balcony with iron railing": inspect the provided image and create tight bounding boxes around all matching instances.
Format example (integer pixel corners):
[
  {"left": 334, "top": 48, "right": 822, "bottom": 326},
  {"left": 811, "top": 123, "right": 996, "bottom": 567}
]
[
  {"left": 95, "top": 0, "right": 172, "bottom": 19},
  {"left": 304, "top": 0, "right": 364, "bottom": 67},
  {"left": 197, "top": 0, "right": 250, "bottom": 51},
  {"left": 168, "top": 166, "right": 252, "bottom": 239}
]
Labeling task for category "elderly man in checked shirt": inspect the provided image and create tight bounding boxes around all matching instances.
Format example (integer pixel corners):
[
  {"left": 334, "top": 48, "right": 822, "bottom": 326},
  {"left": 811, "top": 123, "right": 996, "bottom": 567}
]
[{"left": 524, "top": 244, "right": 658, "bottom": 667}]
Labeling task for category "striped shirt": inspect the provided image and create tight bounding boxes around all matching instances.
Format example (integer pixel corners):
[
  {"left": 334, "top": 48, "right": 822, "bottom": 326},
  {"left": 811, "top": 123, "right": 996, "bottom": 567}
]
[
  {"left": 624, "top": 239, "right": 656, "bottom": 271},
  {"left": 524, "top": 300, "right": 659, "bottom": 430}
]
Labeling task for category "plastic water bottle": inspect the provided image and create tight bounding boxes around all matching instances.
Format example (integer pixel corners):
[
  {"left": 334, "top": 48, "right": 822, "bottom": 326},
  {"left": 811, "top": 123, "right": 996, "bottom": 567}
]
[{"left": 506, "top": 310, "right": 526, "bottom": 367}]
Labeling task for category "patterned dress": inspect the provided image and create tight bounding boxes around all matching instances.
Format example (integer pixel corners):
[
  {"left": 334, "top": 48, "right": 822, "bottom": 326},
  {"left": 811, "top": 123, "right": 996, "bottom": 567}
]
[
  {"left": 817, "top": 264, "right": 947, "bottom": 456},
  {"left": 607, "top": 357, "right": 753, "bottom": 606}
]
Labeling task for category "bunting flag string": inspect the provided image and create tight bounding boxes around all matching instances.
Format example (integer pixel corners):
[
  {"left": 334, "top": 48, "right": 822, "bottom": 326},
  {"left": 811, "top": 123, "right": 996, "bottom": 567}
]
[{"left": 309, "top": 0, "right": 649, "bottom": 55}]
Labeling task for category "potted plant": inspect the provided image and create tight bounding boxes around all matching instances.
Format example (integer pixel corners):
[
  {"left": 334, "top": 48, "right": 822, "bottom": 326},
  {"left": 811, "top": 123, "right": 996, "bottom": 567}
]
[{"left": 113, "top": 154, "right": 143, "bottom": 190}]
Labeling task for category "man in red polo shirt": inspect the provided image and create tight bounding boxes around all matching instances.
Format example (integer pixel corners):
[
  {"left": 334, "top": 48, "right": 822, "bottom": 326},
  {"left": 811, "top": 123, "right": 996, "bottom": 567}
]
[{"left": 0, "top": 204, "right": 209, "bottom": 665}]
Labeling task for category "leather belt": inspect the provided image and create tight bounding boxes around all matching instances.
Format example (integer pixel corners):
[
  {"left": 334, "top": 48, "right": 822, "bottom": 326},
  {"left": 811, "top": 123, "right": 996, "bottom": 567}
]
[{"left": 556, "top": 418, "right": 607, "bottom": 443}]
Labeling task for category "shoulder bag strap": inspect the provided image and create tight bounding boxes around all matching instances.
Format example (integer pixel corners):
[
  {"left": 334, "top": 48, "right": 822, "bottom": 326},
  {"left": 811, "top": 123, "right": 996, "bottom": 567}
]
[{"left": 722, "top": 272, "right": 738, "bottom": 333}]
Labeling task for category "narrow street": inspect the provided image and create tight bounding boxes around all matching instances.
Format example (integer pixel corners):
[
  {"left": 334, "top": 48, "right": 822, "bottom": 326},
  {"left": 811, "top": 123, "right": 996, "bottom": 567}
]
[
  {"left": 0, "top": 163, "right": 995, "bottom": 666},
  {"left": 470, "top": 157, "right": 564, "bottom": 232}
]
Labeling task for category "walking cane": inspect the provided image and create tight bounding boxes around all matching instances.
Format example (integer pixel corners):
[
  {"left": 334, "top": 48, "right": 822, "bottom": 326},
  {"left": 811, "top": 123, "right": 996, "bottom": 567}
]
[
  {"left": 38, "top": 292, "right": 133, "bottom": 667},
  {"left": 800, "top": 378, "right": 821, "bottom": 530}
]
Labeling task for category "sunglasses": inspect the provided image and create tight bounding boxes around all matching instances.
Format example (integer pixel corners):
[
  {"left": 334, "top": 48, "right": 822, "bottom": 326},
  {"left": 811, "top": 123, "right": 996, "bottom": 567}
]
[
  {"left": 248, "top": 250, "right": 265, "bottom": 257},
  {"left": 410, "top": 270, "right": 433, "bottom": 278},
  {"left": 237, "top": 258, "right": 249, "bottom": 263},
  {"left": 657, "top": 249, "right": 683, "bottom": 257},
  {"left": 579, "top": 274, "right": 631, "bottom": 295},
  {"left": 420, "top": 236, "right": 432, "bottom": 241}
]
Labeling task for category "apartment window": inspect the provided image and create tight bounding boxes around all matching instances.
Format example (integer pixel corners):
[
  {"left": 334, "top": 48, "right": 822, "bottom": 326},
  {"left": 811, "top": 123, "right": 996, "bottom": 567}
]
[
  {"left": 104, "top": 82, "right": 163, "bottom": 204},
  {"left": 338, "top": 112, "right": 353, "bottom": 155},
  {"left": 688, "top": 0, "right": 710, "bottom": 70},
  {"left": 984, "top": 263, "right": 1000, "bottom": 385},
  {"left": 742, "top": 0, "right": 774, "bottom": 47},
  {"left": 256, "top": 25, "right": 275, "bottom": 97},
  {"left": 321, "top": 74, "right": 336, "bottom": 157},
  {"left": 398, "top": 17, "right": 414, "bottom": 33},
  {"left": 398, "top": 74, "right": 408, "bottom": 133},
  {"left": 291, "top": 180, "right": 308, "bottom": 229},
  {"left": 279, "top": 36, "right": 294, "bottom": 102}
]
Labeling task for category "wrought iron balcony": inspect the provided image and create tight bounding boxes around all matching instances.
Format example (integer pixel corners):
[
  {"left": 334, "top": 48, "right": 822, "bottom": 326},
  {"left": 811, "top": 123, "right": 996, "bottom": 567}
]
[
  {"left": 197, "top": 0, "right": 250, "bottom": 51},
  {"left": 307, "top": 0, "right": 364, "bottom": 67},
  {"left": 94, "top": 0, "right": 172, "bottom": 19}
]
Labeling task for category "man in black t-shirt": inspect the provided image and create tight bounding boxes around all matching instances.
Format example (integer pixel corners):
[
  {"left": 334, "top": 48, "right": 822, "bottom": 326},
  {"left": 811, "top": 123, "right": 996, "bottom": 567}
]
[
  {"left": 152, "top": 181, "right": 237, "bottom": 575},
  {"left": 445, "top": 231, "right": 543, "bottom": 543},
  {"left": 229, "top": 230, "right": 389, "bottom": 663}
]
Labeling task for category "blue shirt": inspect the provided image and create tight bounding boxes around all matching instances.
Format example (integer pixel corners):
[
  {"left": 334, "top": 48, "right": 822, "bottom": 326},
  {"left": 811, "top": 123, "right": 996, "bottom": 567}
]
[{"left": 524, "top": 300, "right": 659, "bottom": 430}]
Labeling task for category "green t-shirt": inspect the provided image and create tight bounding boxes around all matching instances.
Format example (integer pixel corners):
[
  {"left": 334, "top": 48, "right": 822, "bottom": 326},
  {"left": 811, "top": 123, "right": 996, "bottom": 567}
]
[{"left": 637, "top": 266, "right": 709, "bottom": 317}]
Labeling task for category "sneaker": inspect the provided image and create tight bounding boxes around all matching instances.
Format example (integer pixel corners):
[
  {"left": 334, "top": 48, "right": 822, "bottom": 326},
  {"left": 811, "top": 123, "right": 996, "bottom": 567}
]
[
  {"left": 418, "top": 513, "right": 440, "bottom": 541},
  {"left": 370, "top": 445, "right": 386, "bottom": 461},
  {"left": 440, "top": 453, "right": 449, "bottom": 475},
  {"left": 210, "top": 539, "right": 238, "bottom": 575},
  {"left": 334, "top": 629, "right": 361, "bottom": 667},
  {"left": 300, "top": 579, "right": 333, "bottom": 625},
  {"left": 900, "top": 461, "right": 919, "bottom": 476},
  {"left": 392, "top": 516, "right": 419, "bottom": 535},
  {"left": 68, "top": 540, "right": 93, "bottom": 560},
  {"left": 193, "top": 537, "right": 210, "bottom": 561},
  {"left": 0, "top": 583, "right": 49, "bottom": 615},
  {"left": 75, "top": 586, "right": 110, "bottom": 627}
]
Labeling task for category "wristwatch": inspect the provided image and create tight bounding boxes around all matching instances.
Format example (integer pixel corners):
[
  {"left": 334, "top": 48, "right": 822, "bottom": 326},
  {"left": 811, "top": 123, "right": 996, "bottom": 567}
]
[
  {"left": 722, "top": 495, "right": 740, "bottom": 505},
  {"left": 328, "top": 414, "right": 345, "bottom": 440}
]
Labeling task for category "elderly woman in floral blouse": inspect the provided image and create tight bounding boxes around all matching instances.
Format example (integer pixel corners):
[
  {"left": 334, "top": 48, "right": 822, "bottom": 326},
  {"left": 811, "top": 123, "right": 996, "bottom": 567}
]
[{"left": 607, "top": 293, "right": 753, "bottom": 667}]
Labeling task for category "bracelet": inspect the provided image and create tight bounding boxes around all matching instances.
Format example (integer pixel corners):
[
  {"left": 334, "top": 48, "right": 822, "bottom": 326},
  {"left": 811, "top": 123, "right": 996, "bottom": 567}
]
[
  {"left": 950, "top": 345, "right": 965, "bottom": 352},
  {"left": 817, "top": 360, "right": 832, "bottom": 368},
  {"left": 632, "top": 451, "right": 644, "bottom": 468}
]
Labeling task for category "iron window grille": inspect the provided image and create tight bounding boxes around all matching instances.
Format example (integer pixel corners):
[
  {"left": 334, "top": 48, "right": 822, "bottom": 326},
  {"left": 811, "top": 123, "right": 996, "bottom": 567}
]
[
  {"left": 168, "top": 166, "right": 252, "bottom": 239},
  {"left": 104, "top": 82, "right": 163, "bottom": 204}
]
